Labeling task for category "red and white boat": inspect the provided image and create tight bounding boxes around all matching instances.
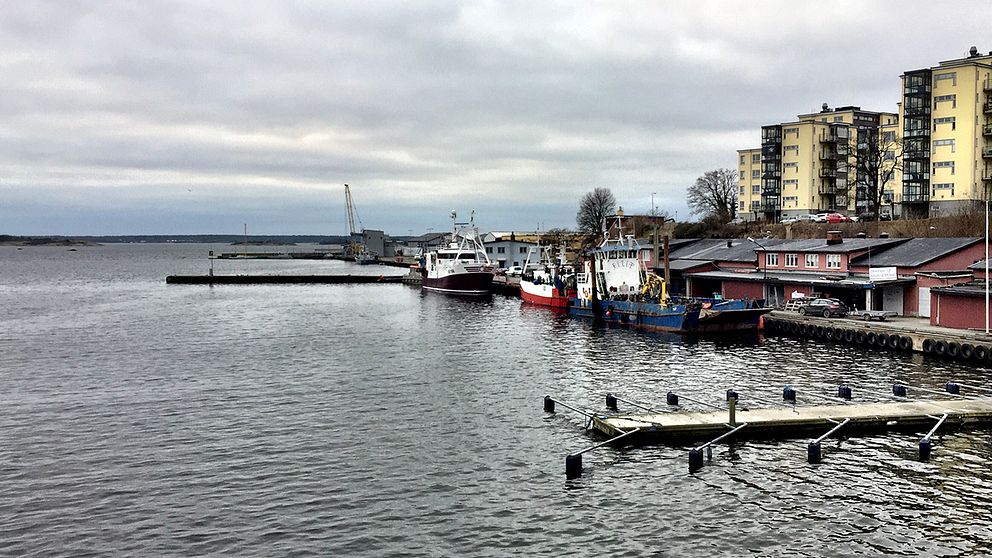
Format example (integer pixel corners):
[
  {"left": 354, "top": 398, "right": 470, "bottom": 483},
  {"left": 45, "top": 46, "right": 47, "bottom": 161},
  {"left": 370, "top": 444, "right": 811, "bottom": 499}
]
[
  {"left": 421, "top": 211, "right": 495, "bottom": 296},
  {"left": 518, "top": 246, "right": 575, "bottom": 308}
]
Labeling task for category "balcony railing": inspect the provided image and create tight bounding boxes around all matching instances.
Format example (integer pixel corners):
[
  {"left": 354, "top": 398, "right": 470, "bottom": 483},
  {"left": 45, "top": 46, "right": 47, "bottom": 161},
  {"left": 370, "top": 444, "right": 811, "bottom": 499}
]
[
  {"left": 903, "top": 128, "right": 931, "bottom": 138},
  {"left": 902, "top": 192, "right": 930, "bottom": 203},
  {"left": 761, "top": 170, "right": 781, "bottom": 179},
  {"left": 903, "top": 172, "right": 931, "bottom": 182},
  {"left": 985, "top": 79, "right": 992, "bottom": 92},
  {"left": 984, "top": 124, "right": 992, "bottom": 136},
  {"left": 983, "top": 145, "right": 992, "bottom": 158},
  {"left": 819, "top": 182, "right": 838, "bottom": 195},
  {"left": 761, "top": 202, "right": 780, "bottom": 212},
  {"left": 984, "top": 101, "right": 992, "bottom": 114},
  {"left": 904, "top": 106, "right": 931, "bottom": 117},
  {"left": 761, "top": 187, "right": 781, "bottom": 197},
  {"left": 820, "top": 169, "right": 837, "bottom": 178},
  {"left": 904, "top": 84, "right": 932, "bottom": 95},
  {"left": 819, "top": 150, "right": 837, "bottom": 160}
]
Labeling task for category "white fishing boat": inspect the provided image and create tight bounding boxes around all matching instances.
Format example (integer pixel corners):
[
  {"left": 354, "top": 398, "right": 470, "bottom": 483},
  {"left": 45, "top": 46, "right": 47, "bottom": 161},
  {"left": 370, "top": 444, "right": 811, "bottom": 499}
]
[{"left": 421, "top": 211, "right": 495, "bottom": 296}]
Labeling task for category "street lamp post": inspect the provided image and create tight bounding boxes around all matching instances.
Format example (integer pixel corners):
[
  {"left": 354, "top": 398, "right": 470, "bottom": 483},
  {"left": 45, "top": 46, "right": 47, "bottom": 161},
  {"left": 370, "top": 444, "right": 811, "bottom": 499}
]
[
  {"left": 651, "top": 192, "right": 656, "bottom": 216},
  {"left": 747, "top": 236, "right": 767, "bottom": 279}
]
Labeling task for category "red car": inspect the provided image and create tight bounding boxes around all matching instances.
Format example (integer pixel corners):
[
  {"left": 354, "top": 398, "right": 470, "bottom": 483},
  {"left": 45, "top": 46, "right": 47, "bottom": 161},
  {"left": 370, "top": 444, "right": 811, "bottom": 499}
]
[{"left": 825, "top": 213, "right": 851, "bottom": 223}]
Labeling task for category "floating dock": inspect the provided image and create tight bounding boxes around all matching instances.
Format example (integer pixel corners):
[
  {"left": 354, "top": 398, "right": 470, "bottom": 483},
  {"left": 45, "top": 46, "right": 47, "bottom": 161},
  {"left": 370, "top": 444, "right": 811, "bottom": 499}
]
[
  {"left": 165, "top": 274, "right": 403, "bottom": 285},
  {"left": 547, "top": 381, "right": 992, "bottom": 477}
]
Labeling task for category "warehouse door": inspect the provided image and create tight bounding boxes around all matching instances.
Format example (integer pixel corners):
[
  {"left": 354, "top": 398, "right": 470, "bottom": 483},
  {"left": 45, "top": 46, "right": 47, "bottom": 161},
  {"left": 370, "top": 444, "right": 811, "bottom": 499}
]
[{"left": 918, "top": 287, "right": 931, "bottom": 318}]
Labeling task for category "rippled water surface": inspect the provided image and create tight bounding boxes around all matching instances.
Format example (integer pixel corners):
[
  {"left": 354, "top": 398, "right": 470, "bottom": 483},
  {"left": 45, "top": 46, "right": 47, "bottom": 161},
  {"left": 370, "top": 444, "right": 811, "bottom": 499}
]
[{"left": 2, "top": 244, "right": 992, "bottom": 556}]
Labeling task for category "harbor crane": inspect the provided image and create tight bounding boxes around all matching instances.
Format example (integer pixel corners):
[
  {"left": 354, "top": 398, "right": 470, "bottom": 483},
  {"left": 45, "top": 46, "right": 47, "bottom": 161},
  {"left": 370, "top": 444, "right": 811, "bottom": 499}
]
[{"left": 344, "top": 184, "right": 365, "bottom": 256}]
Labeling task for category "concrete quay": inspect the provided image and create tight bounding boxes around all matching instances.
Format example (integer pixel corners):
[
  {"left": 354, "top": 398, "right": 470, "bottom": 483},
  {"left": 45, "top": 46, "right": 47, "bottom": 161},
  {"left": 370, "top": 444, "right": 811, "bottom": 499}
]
[{"left": 764, "top": 310, "right": 992, "bottom": 363}]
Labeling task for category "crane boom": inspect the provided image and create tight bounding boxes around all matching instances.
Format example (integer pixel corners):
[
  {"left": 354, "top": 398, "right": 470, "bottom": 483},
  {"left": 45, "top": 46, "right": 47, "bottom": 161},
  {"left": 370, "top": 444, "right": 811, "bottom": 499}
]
[{"left": 344, "top": 184, "right": 357, "bottom": 235}]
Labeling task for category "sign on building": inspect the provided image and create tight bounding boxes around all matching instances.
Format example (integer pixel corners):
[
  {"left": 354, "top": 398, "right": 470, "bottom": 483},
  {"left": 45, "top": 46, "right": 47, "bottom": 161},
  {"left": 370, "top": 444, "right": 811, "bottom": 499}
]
[{"left": 868, "top": 267, "right": 898, "bottom": 282}]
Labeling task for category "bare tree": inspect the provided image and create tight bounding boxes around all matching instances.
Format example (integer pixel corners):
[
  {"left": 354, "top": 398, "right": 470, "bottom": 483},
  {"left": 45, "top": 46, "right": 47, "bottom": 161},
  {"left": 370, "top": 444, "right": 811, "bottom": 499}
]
[
  {"left": 687, "top": 169, "right": 737, "bottom": 222},
  {"left": 849, "top": 129, "right": 902, "bottom": 220},
  {"left": 576, "top": 187, "right": 616, "bottom": 235}
]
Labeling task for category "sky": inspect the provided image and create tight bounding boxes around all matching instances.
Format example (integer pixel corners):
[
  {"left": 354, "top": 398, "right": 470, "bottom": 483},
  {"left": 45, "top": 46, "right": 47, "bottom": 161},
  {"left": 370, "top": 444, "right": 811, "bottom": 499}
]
[{"left": 2, "top": 1, "right": 991, "bottom": 236}]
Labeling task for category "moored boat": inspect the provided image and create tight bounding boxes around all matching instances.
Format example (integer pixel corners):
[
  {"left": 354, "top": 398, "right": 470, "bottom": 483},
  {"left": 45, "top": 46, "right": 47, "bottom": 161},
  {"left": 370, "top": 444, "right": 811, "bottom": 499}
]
[
  {"left": 518, "top": 245, "right": 576, "bottom": 308},
  {"left": 421, "top": 211, "right": 495, "bottom": 296},
  {"left": 569, "top": 209, "right": 770, "bottom": 333}
]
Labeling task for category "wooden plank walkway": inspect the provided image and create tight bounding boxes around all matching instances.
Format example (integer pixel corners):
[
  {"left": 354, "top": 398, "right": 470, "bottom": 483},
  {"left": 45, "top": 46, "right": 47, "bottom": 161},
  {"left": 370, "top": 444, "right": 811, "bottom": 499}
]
[{"left": 592, "top": 398, "right": 992, "bottom": 442}]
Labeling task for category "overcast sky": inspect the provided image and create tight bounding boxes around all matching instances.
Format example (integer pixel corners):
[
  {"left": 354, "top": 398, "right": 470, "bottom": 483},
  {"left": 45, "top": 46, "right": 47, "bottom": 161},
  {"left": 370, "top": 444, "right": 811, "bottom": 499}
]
[{"left": 2, "top": 1, "right": 990, "bottom": 235}]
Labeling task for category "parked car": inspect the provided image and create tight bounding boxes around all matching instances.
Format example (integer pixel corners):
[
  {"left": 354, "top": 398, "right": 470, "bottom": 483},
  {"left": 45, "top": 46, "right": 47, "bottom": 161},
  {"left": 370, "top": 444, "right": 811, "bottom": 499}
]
[
  {"left": 797, "top": 214, "right": 818, "bottom": 223},
  {"left": 857, "top": 211, "right": 893, "bottom": 221},
  {"left": 780, "top": 216, "right": 799, "bottom": 224},
  {"left": 813, "top": 213, "right": 830, "bottom": 223},
  {"left": 825, "top": 213, "right": 851, "bottom": 223},
  {"left": 798, "top": 298, "right": 849, "bottom": 317},
  {"left": 506, "top": 265, "right": 524, "bottom": 277}
]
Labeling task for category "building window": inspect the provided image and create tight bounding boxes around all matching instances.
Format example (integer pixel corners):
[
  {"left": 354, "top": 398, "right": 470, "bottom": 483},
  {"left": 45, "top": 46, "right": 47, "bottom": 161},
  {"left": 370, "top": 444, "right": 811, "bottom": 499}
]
[
  {"left": 739, "top": 170, "right": 745, "bottom": 179},
  {"left": 833, "top": 116, "right": 844, "bottom": 122},
  {"left": 933, "top": 94, "right": 956, "bottom": 108},
  {"left": 740, "top": 155, "right": 745, "bottom": 164},
  {"left": 933, "top": 161, "right": 955, "bottom": 174},
  {"left": 784, "top": 162, "right": 798, "bottom": 168},
  {"left": 805, "top": 254, "right": 819, "bottom": 268},
  {"left": 486, "top": 247, "right": 492, "bottom": 253},
  {"left": 752, "top": 153, "right": 760, "bottom": 163},
  {"left": 751, "top": 170, "right": 760, "bottom": 179},
  {"left": 933, "top": 183, "right": 955, "bottom": 196},
  {"left": 934, "top": 72, "right": 957, "bottom": 86},
  {"left": 497, "top": 247, "right": 505, "bottom": 254},
  {"left": 739, "top": 201, "right": 745, "bottom": 210},
  {"left": 826, "top": 254, "right": 841, "bottom": 269},
  {"left": 783, "top": 179, "right": 799, "bottom": 185},
  {"left": 751, "top": 185, "right": 760, "bottom": 194},
  {"left": 750, "top": 201, "right": 760, "bottom": 210},
  {"left": 933, "top": 116, "right": 956, "bottom": 130},
  {"left": 785, "top": 253, "right": 798, "bottom": 267},
  {"left": 766, "top": 253, "right": 779, "bottom": 267},
  {"left": 784, "top": 127, "right": 799, "bottom": 135},
  {"left": 933, "top": 139, "right": 956, "bottom": 153},
  {"left": 784, "top": 145, "right": 799, "bottom": 152},
  {"left": 519, "top": 247, "right": 528, "bottom": 254},
  {"left": 883, "top": 131, "right": 896, "bottom": 143},
  {"left": 740, "top": 185, "right": 746, "bottom": 195}
]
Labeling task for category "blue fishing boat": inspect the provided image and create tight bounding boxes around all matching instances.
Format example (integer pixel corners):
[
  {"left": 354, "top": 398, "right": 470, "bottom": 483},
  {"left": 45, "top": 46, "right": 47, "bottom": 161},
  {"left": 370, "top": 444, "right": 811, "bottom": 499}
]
[{"left": 568, "top": 210, "right": 770, "bottom": 333}]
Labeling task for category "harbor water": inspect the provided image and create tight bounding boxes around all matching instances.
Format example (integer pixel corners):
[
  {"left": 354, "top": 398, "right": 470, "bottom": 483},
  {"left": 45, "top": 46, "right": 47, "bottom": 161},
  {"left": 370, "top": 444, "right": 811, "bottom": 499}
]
[{"left": 2, "top": 244, "right": 992, "bottom": 557}]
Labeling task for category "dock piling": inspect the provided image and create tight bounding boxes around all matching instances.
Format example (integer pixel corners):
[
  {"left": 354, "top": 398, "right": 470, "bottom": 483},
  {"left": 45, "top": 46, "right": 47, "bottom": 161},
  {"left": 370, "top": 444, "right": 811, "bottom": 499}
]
[
  {"left": 892, "top": 384, "right": 908, "bottom": 398},
  {"left": 666, "top": 391, "right": 679, "bottom": 406},
  {"left": 544, "top": 395, "right": 556, "bottom": 413},
  {"left": 727, "top": 391, "right": 738, "bottom": 426},
  {"left": 806, "top": 418, "right": 851, "bottom": 463},
  {"left": 946, "top": 382, "right": 961, "bottom": 395},
  {"left": 605, "top": 393, "right": 618, "bottom": 411},
  {"left": 564, "top": 427, "right": 643, "bottom": 478},
  {"left": 783, "top": 385, "right": 797, "bottom": 403},
  {"left": 838, "top": 385, "right": 853, "bottom": 400},
  {"left": 918, "top": 413, "right": 949, "bottom": 461},
  {"left": 688, "top": 423, "right": 748, "bottom": 473}
]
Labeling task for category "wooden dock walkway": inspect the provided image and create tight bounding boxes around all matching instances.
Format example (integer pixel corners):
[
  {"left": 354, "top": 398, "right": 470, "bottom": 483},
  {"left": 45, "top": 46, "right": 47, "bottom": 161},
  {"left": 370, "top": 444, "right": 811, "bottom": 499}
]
[{"left": 592, "top": 398, "right": 992, "bottom": 441}]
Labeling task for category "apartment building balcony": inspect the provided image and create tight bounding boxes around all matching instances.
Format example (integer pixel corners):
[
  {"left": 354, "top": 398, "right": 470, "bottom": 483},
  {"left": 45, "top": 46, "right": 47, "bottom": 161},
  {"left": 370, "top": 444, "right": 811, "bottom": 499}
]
[
  {"left": 984, "top": 124, "right": 992, "bottom": 136},
  {"left": 984, "top": 79, "right": 992, "bottom": 92},
  {"left": 819, "top": 168, "right": 837, "bottom": 178},
  {"left": 761, "top": 186, "right": 781, "bottom": 197},
  {"left": 904, "top": 84, "right": 932, "bottom": 96},
  {"left": 983, "top": 145, "right": 992, "bottom": 158},
  {"left": 984, "top": 101, "right": 992, "bottom": 114},
  {"left": 903, "top": 128, "right": 931, "bottom": 138},
  {"left": 904, "top": 106, "right": 931, "bottom": 118},
  {"left": 903, "top": 172, "right": 931, "bottom": 182},
  {"left": 761, "top": 171, "right": 781, "bottom": 180},
  {"left": 819, "top": 150, "right": 838, "bottom": 161},
  {"left": 760, "top": 201, "right": 781, "bottom": 212},
  {"left": 903, "top": 149, "right": 931, "bottom": 161},
  {"left": 819, "top": 181, "right": 838, "bottom": 195}
]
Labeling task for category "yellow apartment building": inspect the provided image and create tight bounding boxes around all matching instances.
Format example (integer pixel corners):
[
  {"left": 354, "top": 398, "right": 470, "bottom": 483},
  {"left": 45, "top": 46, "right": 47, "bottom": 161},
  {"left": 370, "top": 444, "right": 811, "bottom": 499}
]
[
  {"left": 738, "top": 105, "right": 898, "bottom": 222},
  {"left": 900, "top": 46, "right": 992, "bottom": 218},
  {"left": 736, "top": 148, "right": 762, "bottom": 217}
]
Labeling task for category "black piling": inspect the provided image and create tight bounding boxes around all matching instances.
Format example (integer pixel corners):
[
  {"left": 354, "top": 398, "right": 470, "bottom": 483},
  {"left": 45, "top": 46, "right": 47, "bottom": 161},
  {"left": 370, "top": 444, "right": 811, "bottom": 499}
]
[
  {"left": 544, "top": 395, "right": 556, "bottom": 413},
  {"left": 688, "top": 449, "right": 704, "bottom": 473},
  {"left": 605, "top": 393, "right": 618, "bottom": 412},
  {"left": 946, "top": 382, "right": 961, "bottom": 395},
  {"left": 892, "top": 384, "right": 908, "bottom": 398},
  {"left": 783, "top": 385, "right": 797, "bottom": 403},
  {"left": 919, "top": 438, "right": 932, "bottom": 461},
  {"left": 807, "top": 442, "right": 822, "bottom": 464},
  {"left": 565, "top": 454, "right": 582, "bottom": 478},
  {"left": 666, "top": 391, "right": 679, "bottom": 406},
  {"left": 838, "top": 385, "right": 852, "bottom": 400}
]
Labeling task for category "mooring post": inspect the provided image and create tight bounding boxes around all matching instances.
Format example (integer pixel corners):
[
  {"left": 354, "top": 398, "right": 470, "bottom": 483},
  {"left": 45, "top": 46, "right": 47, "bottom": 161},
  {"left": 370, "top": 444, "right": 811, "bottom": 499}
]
[
  {"left": 945, "top": 382, "right": 960, "bottom": 395},
  {"left": 605, "top": 393, "right": 618, "bottom": 412},
  {"left": 666, "top": 391, "right": 679, "bottom": 406},
  {"left": 565, "top": 454, "right": 582, "bottom": 479},
  {"left": 892, "top": 384, "right": 907, "bottom": 398},
  {"left": 783, "top": 385, "right": 797, "bottom": 403},
  {"left": 837, "top": 385, "right": 852, "bottom": 400},
  {"left": 544, "top": 395, "right": 556, "bottom": 413},
  {"left": 919, "top": 413, "right": 949, "bottom": 461},
  {"left": 807, "top": 442, "right": 822, "bottom": 463},
  {"left": 727, "top": 390, "right": 738, "bottom": 426}
]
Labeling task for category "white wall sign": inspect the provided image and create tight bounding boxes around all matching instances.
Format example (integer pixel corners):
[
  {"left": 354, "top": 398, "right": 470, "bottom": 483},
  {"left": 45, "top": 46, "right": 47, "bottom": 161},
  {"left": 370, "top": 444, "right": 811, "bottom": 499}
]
[{"left": 869, "top": 267, "right": 898, "bottom": 281}]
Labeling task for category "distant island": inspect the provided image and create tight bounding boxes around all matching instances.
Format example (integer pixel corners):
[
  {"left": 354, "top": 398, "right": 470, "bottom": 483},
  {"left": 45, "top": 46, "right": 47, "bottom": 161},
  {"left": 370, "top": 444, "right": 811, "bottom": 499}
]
[{"left": 0, "top": 235, "right": 100, "bottom": 246}]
